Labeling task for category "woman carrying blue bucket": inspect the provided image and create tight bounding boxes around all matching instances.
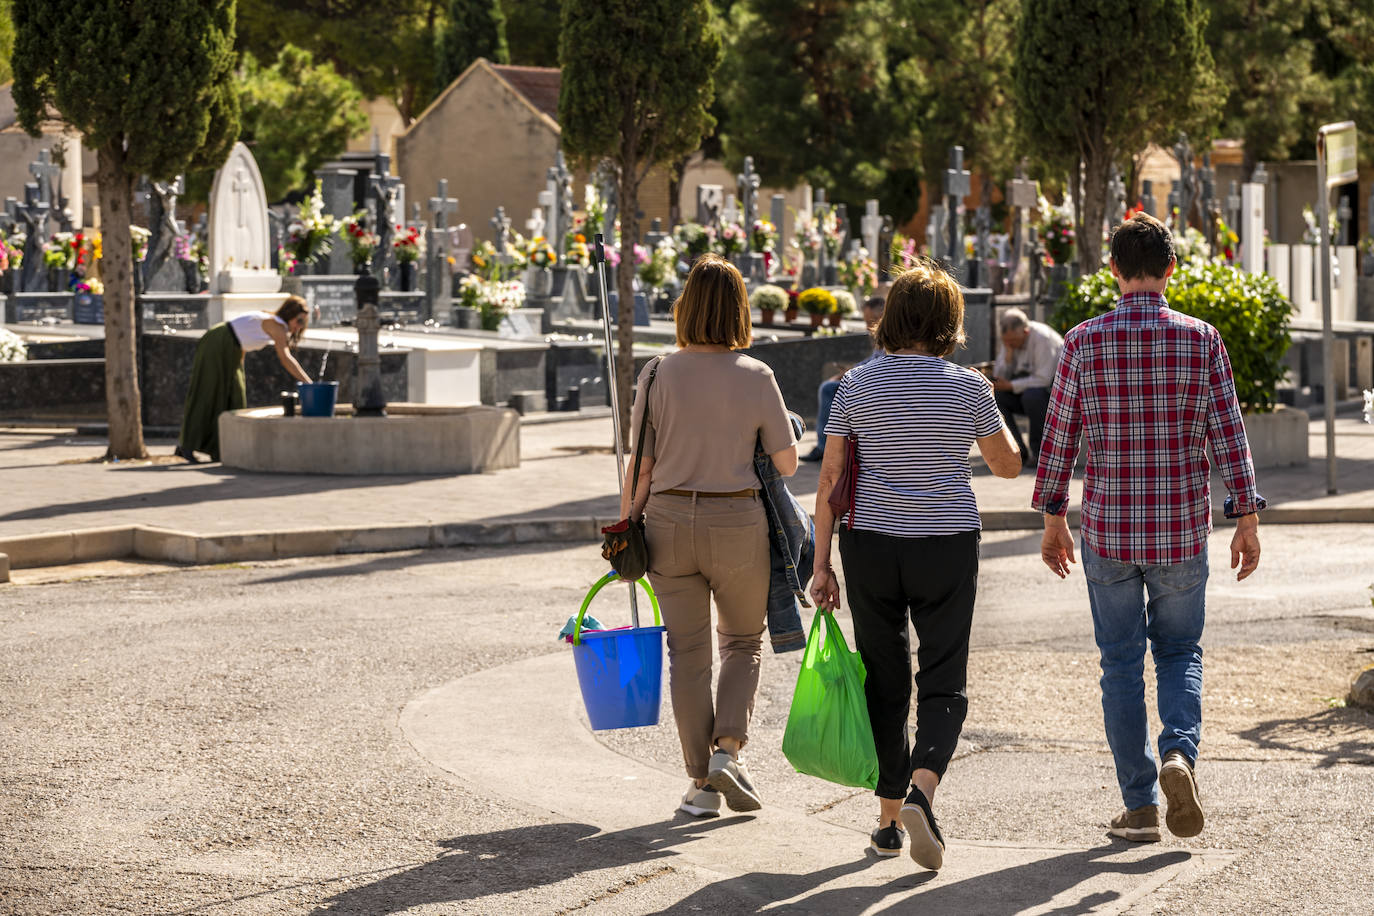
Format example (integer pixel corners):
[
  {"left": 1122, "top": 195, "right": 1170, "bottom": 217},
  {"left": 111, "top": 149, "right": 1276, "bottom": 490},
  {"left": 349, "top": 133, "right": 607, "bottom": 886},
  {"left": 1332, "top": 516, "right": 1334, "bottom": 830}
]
[{"left": 622, "top": 254, "right": 799, "bottom": 818}]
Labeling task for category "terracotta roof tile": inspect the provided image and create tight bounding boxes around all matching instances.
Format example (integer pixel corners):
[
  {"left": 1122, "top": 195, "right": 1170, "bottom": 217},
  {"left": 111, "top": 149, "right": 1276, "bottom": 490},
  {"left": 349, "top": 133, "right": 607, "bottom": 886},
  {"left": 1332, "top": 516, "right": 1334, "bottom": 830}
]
[{"left": 490, "top": 64, "right": 561, "bottom": 123}]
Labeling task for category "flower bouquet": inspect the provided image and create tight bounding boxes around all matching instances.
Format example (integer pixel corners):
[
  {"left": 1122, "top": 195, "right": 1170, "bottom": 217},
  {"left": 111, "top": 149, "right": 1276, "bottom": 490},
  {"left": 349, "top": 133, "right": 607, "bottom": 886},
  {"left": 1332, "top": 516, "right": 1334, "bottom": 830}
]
[
  {"left": 393, "top": 226, "right": 423, "bottom": 264},
  {"left": 340, "top": 212, "right": 380, "bottom": 269},
  {"left": 638, "top": 237, "right": 677, "bottom": 289},
  {"left": 0, "top": 326, "right": 27, "bottom": 363},
  {"left": 527, "top": 236, "right": 558, "bottom": 270},
  {"left": 751, "top": 219, "right": 777, "bottom": 254},
  {"left": 674, "top": 222, "right": 717, "bottom": 259},
  {"left": 564, "top": 233, "right": 591, "bottom": 269},
  {"left": 288, "top": 180, "right": 337, "bottom": 268},
  {"left": 719, "top": 221, "right": 747, "bottom": 256},
  {"left": 838, "top": 249, "right": 878, "bottom": 299}
]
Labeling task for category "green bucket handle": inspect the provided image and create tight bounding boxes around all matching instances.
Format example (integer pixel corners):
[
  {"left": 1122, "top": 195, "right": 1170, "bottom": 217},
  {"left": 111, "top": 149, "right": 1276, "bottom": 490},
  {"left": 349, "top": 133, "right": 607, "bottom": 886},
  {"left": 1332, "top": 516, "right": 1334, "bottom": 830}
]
[{"left": 572, "top": 571, "right": 662, "bottom": 645}]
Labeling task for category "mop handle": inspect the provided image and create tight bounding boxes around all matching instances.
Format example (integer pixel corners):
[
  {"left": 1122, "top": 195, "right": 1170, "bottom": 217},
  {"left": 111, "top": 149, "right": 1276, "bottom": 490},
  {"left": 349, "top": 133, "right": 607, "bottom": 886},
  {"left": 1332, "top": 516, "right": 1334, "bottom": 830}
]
[{"left": 594, "top": 233, "right": 640, "bottom": 628}]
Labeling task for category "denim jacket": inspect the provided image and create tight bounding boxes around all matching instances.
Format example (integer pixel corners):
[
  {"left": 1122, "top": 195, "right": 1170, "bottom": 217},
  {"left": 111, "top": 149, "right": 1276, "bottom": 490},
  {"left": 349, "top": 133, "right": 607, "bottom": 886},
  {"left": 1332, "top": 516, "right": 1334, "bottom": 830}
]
[{"left": 754, "top": 416, "right": 814, "bottom": 653}]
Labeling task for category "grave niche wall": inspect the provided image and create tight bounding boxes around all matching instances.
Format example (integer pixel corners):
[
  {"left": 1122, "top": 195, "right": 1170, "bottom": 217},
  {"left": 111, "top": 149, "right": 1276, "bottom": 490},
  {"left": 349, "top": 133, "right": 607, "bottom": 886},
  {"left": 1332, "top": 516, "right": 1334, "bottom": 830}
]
[{"left": 0, "top": 359, "right": 105, "bottom": 419}]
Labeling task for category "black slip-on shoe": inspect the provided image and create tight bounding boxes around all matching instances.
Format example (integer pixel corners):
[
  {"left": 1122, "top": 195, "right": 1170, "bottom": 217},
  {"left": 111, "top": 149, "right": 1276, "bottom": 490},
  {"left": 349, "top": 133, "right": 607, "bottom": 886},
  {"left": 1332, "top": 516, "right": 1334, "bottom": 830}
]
[
  {"left": 899, "top": 787, "right": 945, "bottom": 871},
  {"left": 870, "top": 820, "right": 906, "bottom": 857},
  {"left": 173, "top": 446, "right": 201, "bottom": 464}
]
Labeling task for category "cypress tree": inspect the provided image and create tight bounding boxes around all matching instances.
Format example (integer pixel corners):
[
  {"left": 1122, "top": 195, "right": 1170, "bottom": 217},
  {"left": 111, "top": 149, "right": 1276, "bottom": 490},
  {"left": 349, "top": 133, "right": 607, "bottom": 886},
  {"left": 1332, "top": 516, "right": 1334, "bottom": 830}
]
[
  {"left": 435, "top": 0, "right": 510, "bottom": 89},
  {"left": 560, "top": 0, "right": 721, "bottom": 446},
  {"left": 13, "top": 0, "right": 239, "bottom": 460},
  {"left": 1013, "top": 0, "right": 1219, "bottom": 274}
]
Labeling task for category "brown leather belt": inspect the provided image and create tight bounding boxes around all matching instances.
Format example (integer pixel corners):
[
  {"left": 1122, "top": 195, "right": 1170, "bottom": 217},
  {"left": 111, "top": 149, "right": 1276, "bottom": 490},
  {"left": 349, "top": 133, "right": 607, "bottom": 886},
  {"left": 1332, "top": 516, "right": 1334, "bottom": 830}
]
[{"left": 660, "top": 488, "right": 756, "bottom": 498}]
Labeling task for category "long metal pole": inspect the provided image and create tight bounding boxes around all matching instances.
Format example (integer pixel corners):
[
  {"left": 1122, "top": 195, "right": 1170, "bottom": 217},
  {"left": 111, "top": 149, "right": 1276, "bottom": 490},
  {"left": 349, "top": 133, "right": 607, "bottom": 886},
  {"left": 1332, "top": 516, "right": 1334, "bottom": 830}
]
[
  {"left": 1316, "top": 138, "right": 1338, "bottom": 495},
  {"left": 593, "top": 233, "right": 640, "bottom": 627}
]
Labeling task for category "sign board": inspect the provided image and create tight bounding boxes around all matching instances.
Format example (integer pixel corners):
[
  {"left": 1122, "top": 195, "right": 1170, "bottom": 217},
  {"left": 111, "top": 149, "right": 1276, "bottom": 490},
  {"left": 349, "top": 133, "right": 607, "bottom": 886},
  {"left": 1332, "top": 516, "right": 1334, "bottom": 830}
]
[
  {"left": 299, "top": 278, "right": 358, "bottom": 326},
  {"left": 1320, "top": 121, "right": 1358, "bottom": 187}
]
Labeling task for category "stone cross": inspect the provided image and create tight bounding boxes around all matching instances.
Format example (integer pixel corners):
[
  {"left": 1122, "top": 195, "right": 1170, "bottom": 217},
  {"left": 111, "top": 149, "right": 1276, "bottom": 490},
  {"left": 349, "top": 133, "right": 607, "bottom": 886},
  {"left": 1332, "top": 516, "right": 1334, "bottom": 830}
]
[
  {"left": 737, "top": 156, "right": 761, "bottom": 251},
  {"left": 944, "top": 146, "right": 971, "bottom": 277},
  {"left": 769, "top": 194, "right": 785, "bottom": 237},
  {"left": 0, "top": 197, "right": 18, "bottom": 236},
  {"left": 721, "top": 193, "right": 740, "bottom": 228},
  {"left": 29, "top": 149, "right": 61, "bottom": 208},
  {"left": 1007, "top": 163, "right": 1037, "bottom": 286},
  {"left": 526, "top": 207, "right": 545, "bottom": 239},
  {"left": 353, "top": 268, "right": 387, "bottom": 417},
  {"left": 973, "top": 176, "right": 994, "bottom": 286},
  {"left": 428, "top": 180, "right": 458, "bottom": 233},
  {"left": 1173, "top": 135, "right": 1196, "bottom": 228},
  {"left": 1167, "top": 180, "right": 1181, "bottom": 221},
  {"left": 231, "top": 168, "right": 253, "bottom": 231},
  {"left": 1141, "top": 180, "right": 1157, "bottom": 218}
]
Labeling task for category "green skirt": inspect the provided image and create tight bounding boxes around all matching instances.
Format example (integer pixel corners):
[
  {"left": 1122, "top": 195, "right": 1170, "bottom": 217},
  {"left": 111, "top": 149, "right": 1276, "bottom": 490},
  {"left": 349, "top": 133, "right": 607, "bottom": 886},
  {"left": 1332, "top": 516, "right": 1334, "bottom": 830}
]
[{"left": 177, "top": 323, "right": 245, "bottom": 461}]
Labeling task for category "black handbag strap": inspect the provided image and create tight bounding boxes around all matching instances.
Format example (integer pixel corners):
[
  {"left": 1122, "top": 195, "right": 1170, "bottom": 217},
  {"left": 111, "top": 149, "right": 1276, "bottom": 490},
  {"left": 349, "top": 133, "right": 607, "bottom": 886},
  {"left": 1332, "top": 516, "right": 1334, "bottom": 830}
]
[{"left": 629, "top": 356, "right": 662, "bottom": 505}]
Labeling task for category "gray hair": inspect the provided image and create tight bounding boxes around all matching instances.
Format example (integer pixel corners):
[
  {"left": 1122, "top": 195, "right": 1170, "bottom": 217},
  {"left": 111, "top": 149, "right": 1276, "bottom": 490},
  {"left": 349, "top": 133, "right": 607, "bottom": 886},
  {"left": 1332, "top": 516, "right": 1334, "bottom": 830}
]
[{"left": 998, "top": 308, "right": 1029, "bottom": 334}]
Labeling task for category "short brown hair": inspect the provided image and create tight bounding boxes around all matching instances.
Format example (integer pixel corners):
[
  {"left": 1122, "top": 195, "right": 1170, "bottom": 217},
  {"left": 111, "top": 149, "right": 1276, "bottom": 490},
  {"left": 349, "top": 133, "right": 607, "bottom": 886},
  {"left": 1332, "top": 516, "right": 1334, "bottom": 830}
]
[
  {"left": 1110, "top": 213, "right": 1175, "bottom": 279},
  {"left": 672, "top": 254, "right": 752, "bottom": 349},
  {"left": 275, "top": 295, "right": 309, "bottom": 346},
  {"left": 873, "top": 262, "right": 965, "bottom": 357}
]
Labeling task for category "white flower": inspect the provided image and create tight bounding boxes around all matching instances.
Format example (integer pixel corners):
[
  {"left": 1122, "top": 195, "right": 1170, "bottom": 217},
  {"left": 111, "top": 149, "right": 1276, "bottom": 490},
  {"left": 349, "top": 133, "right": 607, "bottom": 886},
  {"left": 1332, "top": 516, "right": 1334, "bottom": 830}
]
[{"left": 0, "top": 326, "right": 28, "bottom": 362}]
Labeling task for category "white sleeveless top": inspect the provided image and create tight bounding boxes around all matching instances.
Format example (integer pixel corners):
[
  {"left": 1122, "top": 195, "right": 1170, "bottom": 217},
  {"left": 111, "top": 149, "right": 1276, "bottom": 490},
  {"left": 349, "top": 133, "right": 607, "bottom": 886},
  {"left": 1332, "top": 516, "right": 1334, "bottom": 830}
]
[{"left": 228, "top": 312, "right": 286, "bottom": 352}]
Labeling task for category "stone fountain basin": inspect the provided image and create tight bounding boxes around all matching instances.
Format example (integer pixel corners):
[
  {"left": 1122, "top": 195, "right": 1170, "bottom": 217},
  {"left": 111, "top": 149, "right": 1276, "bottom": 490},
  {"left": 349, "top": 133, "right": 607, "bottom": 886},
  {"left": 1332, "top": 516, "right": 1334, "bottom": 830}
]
[{"left": 219, "top": 403, "right": 520, "bottom": 475}]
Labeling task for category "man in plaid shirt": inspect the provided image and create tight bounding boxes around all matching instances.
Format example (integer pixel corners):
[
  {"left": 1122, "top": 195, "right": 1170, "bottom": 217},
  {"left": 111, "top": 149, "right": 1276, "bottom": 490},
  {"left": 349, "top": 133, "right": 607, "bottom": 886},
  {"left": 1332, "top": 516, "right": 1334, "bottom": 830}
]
[{"left": 1032, "top": 213, "right": 1264, "bottom": 844}]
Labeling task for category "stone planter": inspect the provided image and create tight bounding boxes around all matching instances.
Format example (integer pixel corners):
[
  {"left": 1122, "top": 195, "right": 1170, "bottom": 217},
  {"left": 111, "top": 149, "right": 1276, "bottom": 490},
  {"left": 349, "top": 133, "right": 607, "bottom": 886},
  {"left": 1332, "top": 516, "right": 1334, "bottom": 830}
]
[{"left": 1242, "top": 404, "right": 1308, "bottom": 469}]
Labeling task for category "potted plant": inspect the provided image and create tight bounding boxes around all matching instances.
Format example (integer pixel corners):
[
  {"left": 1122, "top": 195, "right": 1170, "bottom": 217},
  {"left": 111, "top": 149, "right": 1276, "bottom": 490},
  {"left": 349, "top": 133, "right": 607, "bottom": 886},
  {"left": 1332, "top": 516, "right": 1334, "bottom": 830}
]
[
  {"left": 784, "top": 286, "right": 800, "bottom": 322},
  {"left": 830, "top": 289, "right": 856, "bottom": 327},
  {"left": 454, "top": 274, "right": 484, "bottom": 329},
  {"left": 673, "top": 221, "right": 718, "bottom": 261},
  {"left": 750, "top": 283, "right": 788, "bottom": 325},
  {"left": 798, "top": 286, "right": 836, "bottom": 328},
  {"left": 1054, "top": 259, "right": 1300, "bottom": 467},
  {"left": 393, "top": 225, "right": 423, "bottom": 291},
  {"left": 340, "top": 212, "right": 380, "bottom": 273}
]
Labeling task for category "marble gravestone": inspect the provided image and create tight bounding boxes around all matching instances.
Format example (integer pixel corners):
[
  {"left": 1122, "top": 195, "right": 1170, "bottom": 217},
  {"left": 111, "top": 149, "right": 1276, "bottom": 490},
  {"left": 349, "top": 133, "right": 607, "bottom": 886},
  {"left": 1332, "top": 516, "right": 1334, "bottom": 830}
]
[{"left": 208, "top": 143, "right": 281, "bottom": 295}]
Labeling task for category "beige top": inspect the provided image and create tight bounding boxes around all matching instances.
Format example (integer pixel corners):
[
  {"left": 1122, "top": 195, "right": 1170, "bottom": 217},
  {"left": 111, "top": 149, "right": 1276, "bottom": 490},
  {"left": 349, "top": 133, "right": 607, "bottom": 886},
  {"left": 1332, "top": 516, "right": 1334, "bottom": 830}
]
[{"left": 630, "top": 351, "right": 795, "bottom": 494}]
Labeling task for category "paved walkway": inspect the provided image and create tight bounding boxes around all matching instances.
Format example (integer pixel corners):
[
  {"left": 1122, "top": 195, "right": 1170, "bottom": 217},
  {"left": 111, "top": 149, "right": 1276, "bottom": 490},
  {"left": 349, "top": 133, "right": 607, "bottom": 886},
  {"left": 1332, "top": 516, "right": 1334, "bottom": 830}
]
[{"left": 1, "top": 410, "right": 1371, "bottom": 571}]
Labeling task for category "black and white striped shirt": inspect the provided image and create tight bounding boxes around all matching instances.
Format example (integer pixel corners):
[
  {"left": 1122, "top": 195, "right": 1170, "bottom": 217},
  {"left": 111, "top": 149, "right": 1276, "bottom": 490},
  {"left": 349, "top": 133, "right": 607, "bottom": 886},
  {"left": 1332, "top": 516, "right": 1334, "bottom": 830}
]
[{"left": 825, "top": 353, "right": 1005, "bottom": 537}]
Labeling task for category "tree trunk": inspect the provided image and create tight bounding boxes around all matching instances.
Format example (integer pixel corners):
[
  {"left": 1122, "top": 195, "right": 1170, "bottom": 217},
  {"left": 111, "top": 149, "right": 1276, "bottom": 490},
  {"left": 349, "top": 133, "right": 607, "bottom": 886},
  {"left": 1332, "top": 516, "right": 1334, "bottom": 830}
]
[
  {"left": 615, "top": 166, "right": 639, "bottom": 451},
  {"left": 97, "top": 142, "right": 147, "bottom": 460},
  {"left": 1078, "top": 149, "right": 1110, "bottom": 276}
]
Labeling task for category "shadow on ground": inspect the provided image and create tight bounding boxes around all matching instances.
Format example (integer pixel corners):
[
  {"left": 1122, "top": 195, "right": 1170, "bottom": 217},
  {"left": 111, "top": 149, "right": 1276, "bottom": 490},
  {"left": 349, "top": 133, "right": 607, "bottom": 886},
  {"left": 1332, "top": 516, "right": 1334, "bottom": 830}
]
[
  {"left": 294, "top": 819, "right": 1190, "bottom": 916},
  {"left": 1237, "top": 706, "right": 1374, "bottom": 767}
]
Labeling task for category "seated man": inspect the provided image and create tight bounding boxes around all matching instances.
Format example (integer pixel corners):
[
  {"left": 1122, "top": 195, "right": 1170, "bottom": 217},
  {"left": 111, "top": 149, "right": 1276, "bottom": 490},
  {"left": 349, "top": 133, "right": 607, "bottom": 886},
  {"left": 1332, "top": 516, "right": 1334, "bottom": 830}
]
[
  {"left": 992, "top": 307, "right": 1063, "bottom": 469},
  {"left": 801, "top": 296, "right": 885, "bottom": 461}
]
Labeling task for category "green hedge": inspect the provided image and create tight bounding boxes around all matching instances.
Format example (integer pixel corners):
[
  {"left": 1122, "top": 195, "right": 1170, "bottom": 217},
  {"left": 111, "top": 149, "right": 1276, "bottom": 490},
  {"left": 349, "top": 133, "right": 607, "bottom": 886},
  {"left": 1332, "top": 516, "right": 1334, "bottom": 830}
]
[{"left": 1051, "top": 261, "right": 1293, "bottom": 413}]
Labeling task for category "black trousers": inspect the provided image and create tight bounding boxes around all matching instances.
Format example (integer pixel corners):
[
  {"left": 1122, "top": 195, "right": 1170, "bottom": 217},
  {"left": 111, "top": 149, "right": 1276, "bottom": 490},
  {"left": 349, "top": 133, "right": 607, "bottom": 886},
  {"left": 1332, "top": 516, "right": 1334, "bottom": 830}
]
[
  {"left": 838, "top": 527, "right": 979, "bottom": 799},
  {"left": 995, "top": 386, "right": 1050, "bottom": 459}
]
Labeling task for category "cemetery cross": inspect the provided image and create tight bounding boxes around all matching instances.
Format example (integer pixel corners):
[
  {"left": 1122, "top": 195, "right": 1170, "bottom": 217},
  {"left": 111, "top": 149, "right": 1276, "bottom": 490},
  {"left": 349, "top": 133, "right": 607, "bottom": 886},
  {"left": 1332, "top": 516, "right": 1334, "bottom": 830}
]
[
  {"left": 737, "top": 156, "right": 760, "bottom": 253},
  {"left": 944, "top": 146, "right": 971, "bottom": 280},
  {"left": 427, "top": 180, "right": 458, "bottom": 310},
  {"left": 1141, "top": 180, "right": 1157, "bottom": 218},
  {"left": 1007, "top": 163, "right": 1038, "bottom": 289}
]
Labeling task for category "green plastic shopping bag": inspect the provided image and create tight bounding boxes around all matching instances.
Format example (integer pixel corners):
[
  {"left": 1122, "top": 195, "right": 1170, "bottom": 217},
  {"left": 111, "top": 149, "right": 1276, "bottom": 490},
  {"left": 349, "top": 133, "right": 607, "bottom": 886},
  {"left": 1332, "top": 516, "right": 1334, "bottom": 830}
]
[{"left": 781, "top": 609, "right": 879, "bottom": 790}]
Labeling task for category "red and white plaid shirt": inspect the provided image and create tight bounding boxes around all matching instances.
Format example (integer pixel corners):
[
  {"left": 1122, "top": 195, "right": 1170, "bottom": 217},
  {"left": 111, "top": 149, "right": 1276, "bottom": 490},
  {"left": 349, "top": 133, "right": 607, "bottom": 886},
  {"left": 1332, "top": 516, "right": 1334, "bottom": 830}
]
[{"left": 1031, "top": 292, "right": 1265, "bottom": 565}]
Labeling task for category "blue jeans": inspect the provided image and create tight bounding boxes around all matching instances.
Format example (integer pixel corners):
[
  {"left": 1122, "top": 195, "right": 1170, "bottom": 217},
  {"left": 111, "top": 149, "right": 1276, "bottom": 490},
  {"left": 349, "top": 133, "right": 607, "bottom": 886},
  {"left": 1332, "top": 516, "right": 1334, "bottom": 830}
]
[
  {"left": 1082, "top": 540, "right": 1207, "bottom": 810},
  {"left": 812, "top": 380, "right": 840, "bottom": 454}
]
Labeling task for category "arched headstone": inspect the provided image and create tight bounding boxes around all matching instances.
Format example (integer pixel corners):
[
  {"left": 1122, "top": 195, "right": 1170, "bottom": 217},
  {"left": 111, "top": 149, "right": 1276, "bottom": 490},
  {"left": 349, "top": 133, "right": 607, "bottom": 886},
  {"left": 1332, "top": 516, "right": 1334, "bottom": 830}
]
[{"left": 208, "top": 142, "right": 280, "bottom": 294}]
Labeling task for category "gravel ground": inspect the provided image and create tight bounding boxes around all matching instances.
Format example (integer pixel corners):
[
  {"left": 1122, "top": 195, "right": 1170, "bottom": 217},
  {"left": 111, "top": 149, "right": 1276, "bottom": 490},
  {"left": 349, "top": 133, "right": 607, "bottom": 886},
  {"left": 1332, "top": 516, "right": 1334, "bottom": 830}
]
[{"left": 1, "top": 527, "right": 1372, "bottom": 914}]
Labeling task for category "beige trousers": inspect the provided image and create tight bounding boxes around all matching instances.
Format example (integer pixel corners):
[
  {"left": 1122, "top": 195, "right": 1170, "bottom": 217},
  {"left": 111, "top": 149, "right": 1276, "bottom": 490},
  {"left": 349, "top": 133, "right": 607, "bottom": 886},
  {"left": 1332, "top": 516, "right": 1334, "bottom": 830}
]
[{"left": 644, "top": 491, "right": 770, "bottom": 779}]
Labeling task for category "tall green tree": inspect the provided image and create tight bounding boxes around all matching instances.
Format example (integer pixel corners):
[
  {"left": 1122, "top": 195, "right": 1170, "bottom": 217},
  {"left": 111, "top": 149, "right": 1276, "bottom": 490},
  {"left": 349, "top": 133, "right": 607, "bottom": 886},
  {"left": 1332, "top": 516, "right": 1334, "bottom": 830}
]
[
  {"left": 890, "top": 0, "right": 1020, "bottom": 190},
  {"left": 239, "top": 45, "right": 368, "bottom": 201},
  {"left": 0, "top": 0, "right": 14, "bottom": 85},
  {"left": 501, "top": 0, "right": 558, "bottom": 66},
  {"left": 560, "top": 0, "right": 721, "bottom": 446},
  {"left": 718, "top": 0, "right": 921, "bottom": 222},
  {"left": 435, "top": 0, "right": 509, "bottom": 88},
  {"left": 1013, "top": 0, "right": 1221, "bottom": 274},
  {"left": 1206, "top": 0, "right": 1325, "bottom": 177},
  {"left": 237, "top": 0, "right": 446, "bottom": 124},
  {"left": 13, "top": 0, "right": 239, "bottom": 460}
]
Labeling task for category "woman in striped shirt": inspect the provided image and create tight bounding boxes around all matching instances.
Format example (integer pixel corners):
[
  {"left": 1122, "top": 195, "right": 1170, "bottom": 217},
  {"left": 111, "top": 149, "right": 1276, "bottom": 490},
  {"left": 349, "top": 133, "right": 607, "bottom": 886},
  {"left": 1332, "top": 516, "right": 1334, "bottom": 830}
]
[{"left": 810, "top": 263, "right": 1021, "bottom": 870}]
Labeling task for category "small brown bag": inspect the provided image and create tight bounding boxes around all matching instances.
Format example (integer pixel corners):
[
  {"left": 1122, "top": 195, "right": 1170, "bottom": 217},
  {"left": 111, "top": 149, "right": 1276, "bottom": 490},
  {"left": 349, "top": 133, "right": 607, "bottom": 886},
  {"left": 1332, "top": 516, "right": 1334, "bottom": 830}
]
[
  {"left": 826, "top": 434, "right": 860, "bottom": 519},
  {"left": 600, "top": 358, "right": 662, "bottom": 579}
]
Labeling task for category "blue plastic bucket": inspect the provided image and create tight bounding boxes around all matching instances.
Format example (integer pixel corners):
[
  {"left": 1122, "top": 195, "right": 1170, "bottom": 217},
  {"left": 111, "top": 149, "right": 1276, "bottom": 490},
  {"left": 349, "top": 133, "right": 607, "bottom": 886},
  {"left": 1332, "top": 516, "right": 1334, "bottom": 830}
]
[
  {"left": 571, "top": 572, "right": 665, "bottom": 730},
  {"left": 297, "top": 381, "right": 339, "bottom": 418}
]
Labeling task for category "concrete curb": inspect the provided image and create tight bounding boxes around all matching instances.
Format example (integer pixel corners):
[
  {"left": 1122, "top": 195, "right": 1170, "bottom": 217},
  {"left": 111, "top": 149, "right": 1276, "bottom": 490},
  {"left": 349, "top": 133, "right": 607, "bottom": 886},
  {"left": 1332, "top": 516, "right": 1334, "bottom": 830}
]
[{"left": 1, "top": 505, "right": 1370, "bottom": 578}]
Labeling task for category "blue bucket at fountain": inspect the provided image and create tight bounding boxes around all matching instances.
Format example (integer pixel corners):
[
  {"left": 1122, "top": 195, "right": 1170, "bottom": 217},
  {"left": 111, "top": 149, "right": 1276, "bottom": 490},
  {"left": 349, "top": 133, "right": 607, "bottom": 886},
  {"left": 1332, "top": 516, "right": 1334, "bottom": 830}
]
[
  {"left": 297, "top": 381, "right": 339, "bottom": 418},
  {"left": 570, "top": 572, "right": 665, "bottom": 730}
]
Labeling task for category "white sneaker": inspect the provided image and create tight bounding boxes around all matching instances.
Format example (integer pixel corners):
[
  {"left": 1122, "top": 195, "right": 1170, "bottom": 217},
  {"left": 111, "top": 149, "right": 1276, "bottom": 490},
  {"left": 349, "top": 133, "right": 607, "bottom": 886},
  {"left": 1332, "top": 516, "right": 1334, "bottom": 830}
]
[
  {"left": 679, "top": 782, "right": 721, "bottom": 818},
  {"left": 705, "top": 748, "right": 762, "bottom": 812}
]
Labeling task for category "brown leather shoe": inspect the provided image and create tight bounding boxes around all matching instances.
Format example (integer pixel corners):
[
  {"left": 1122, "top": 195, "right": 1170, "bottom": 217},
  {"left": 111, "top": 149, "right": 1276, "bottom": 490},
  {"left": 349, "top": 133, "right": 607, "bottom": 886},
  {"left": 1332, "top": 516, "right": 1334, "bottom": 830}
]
[
  {"left": 1160, "top": 751, "right": 1204, "bottom": 838},
  {"left": 1109, "top": 804, "right": 1161, "bottom": 842}
]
